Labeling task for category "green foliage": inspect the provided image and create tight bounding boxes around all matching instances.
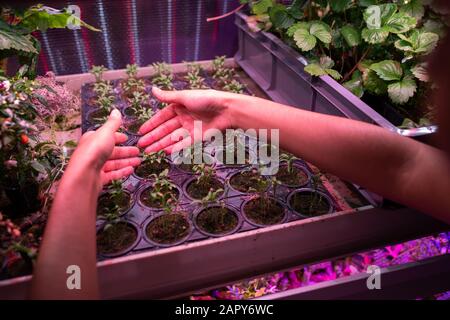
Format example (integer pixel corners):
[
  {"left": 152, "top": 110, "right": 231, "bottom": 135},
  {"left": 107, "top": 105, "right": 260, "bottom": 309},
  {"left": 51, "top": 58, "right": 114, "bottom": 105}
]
[
  {"left": 151, "top": 62, "right": 174, "bottom": 90},
  {"left": 245, "top": 0, "right": 444, "bottom": 120},
  {"left": 0, "top": 5, "right": 100, "bottom": 78}
]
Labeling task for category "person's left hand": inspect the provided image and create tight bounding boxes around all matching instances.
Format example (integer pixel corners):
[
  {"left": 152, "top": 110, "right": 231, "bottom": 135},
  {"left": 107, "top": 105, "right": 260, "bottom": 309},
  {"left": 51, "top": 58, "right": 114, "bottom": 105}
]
[{"left": 70, "top": 109, "right": 141, "bottom": 186}]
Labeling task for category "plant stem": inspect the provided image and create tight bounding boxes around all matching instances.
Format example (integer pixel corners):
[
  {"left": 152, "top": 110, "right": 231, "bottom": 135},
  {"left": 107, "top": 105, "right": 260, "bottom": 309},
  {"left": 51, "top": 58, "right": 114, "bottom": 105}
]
[
  {"left": 341, "top": 47, "right": 371, "bottom": 83},
  {"left": 206, "top": 3, "right": 245, "bottom": 22}
]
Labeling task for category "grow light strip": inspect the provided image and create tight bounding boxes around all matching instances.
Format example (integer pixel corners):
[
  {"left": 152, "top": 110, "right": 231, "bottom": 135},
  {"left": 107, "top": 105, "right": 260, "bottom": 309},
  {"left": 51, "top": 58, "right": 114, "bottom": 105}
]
[
  {"left": 97, "top": 0, "right": 115, "bottom": 69},
  {"left": 167, "top": 0, "right": 173, "bottom": 63},
  {"left": 72, "top": 29, "right": 89, "bottom": 73},
  {"left": 223, "top": 0, "right": 229, "bottom": 15},
  {"left": 41, "top": 32, "right": 58, "bottom": 74},
  {"left": 126, "top": 0, "right": 136, "bottom": 64},
  {"left": 130, "top": 0, "right": 141, "bottom": 66},
  {"left": 194, "top": 1, "right": 203, "bottom": 61}
]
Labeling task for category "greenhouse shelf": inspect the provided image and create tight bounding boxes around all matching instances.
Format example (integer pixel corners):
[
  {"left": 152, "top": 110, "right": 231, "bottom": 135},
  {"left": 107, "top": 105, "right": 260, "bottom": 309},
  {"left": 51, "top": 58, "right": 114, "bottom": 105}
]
[
  {"left": 235, "top": 12, "right": 438, "bottom": 143},
  {"left": 0, "top": 60, "right": 447, "bottom": 300}
]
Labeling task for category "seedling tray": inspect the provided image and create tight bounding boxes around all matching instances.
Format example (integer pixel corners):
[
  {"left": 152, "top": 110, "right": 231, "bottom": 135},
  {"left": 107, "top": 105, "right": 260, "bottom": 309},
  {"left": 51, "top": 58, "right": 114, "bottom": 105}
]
[
  {"left": 0, "top": 60, "right": 446, "bottom": 300},
  {"left": 234, "top": 11, "right": 437, "bottom": 143},
  {"left": 79, "top": 62, "right": 346, "bottom": 260}
]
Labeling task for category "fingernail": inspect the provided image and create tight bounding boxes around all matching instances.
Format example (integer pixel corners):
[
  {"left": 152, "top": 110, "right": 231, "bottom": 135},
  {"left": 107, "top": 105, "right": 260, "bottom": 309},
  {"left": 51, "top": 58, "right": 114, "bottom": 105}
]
[
  {"left": 110, "top": 108, "right": 121, "bottom": 119},
  {"left": 152, "top": 86, "right": 161, "bottom": 94}
]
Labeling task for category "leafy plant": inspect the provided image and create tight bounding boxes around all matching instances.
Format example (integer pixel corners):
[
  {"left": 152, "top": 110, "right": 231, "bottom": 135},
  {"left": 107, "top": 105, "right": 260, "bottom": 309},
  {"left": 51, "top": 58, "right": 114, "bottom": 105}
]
[
  {"left": 192, "top": 163, "right": 216, "bottom": 187},
  {"left": 142, "top": 150, "right": 168, "bottom": 167},
  {"left": 212, "top": 56, "right": 234, "bottom": 82},
  {"left": 223, "top": 79, "right": 246, "bottom": 93},
  {"left": 125, "top": 63, "right": 138, "bottom": 78},
  {"left": 279, "top": 152, "right": 298, "bottom": 174},
  {"left": 151, "top": 62, "right": 174, "bottom": 90},
  {"left": 90, "top": 65, "right": 108, "bottom": 83},
  {"left": 185, "top": 63, "right": 207, "bottom": 89},
  {"left": 149, "top": 169, "right": 178, "bottom": 213},
  {"left": 0, "top": 69, "right": 71, "bottom": 217},
  {"left": 0, "top": 5, "right": 100, "bottom": 78},
  {"left": 243, "top": 0, "right": 445, "bottom": 125}
]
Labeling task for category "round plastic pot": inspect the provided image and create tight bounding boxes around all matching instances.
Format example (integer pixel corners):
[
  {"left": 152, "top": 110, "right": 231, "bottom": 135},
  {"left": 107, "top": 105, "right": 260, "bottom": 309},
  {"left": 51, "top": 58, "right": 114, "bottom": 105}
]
[
  {"left": 241, "top": 196, "right": 288, "bottom": 227},
  {"left": 193, "top": 205, "right": 242, "bottom": 237},
  {"left": 143, "top": 212, "right": 193, "bottom": 247},
  {"left": 96, "top": 220, "right": 141, "bottom": 258},
  {"left": 183, "top": 176, "right": 226, "bottom": 202},
  {"left": 137, "top": 182, "right": 181, "bottom": 211},
  {"left": 287, "top": 188, "right": 334, "bottom": 218}
]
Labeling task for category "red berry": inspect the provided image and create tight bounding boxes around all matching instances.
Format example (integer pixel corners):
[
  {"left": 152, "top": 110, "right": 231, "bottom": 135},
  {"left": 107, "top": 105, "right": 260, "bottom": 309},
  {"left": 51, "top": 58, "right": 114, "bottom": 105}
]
[{"left": 20, "top": 134, "right": 29, "bottom": 144}]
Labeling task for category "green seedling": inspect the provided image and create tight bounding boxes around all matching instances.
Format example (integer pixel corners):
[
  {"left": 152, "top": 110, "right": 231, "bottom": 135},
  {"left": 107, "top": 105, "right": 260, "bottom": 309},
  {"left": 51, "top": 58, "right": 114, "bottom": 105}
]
[{"left": 90, "top": 65, "right": 108, "bottom": 83}]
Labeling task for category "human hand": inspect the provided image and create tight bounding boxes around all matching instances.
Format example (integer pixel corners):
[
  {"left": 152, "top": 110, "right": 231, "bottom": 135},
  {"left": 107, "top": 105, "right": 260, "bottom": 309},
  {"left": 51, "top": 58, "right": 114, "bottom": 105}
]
[
  {"left": 70, "top": 109, "right": 141, "bottom": 186},
  {"left": 137, "top": 87, "right": 240, "bottom": 153}
]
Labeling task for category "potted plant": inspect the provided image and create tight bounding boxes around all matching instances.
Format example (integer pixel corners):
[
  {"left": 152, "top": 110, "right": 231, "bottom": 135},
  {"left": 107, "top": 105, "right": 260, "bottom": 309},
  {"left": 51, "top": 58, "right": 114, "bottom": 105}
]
[
  {"left": 87, "top": 94, "right": 115, "bottom": 125},
  {"left": 185, "top": 164, "right": 224, "bottom": 200},
  {"left": 234, "top": 0, "right": 445, "bottom": 135},
  {"left": 211, "top": 55, "right": 235, "bottom": 90},
  {"left": 151, "top": 62, "right": 174, "bottom": 90},
  {"left": 242, "top": 175, "right": 286, "bottom": 226},
  {"left": 97, "top": 180, "right": 133, "bottom": 218},
  {"left": 287, "top": 172, "right": 333, "bottom": 218},
  {"left": 229, "top": 167, "right": 268, "bottom": 193},
  {"left": 193, "top": 189, "right": 240, "bottom": 237},
  {"left": 121, "top": 64, "right": 146, "bottom": 99},
  {"left": 143, "top": 171, "right": 191, "bottom": 246},
  {"left": 139, "top": 169, "right": 179, "bottom": 209},
  {"left": 96, "top": 218, "right": 139, "bottom": 257},
  {"left": 276, "top": 152, "right": 310, "bottom": 187},
  {"left": 123, "top": 91, "right": 150, "bottom": 118},
  {"left": 134, "top": 150, "right": 170, "bottom": 179},
  {"left": 124, "top": 97, "right": 153, "bottom": 135},
  {"left": 185, "top": 63, "right": 208, "bottom": 89}
]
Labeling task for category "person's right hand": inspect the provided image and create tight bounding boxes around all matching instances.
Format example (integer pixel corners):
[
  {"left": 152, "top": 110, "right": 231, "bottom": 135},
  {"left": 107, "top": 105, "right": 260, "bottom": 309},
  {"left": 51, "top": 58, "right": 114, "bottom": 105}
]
[{"left": 137, "top": 87, "right": 239, "bottom": 153}]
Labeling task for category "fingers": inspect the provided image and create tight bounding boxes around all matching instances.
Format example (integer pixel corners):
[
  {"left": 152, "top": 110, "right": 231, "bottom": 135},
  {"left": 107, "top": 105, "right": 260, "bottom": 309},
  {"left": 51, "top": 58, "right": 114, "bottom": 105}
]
[
  {"left": 164, "top": 136, "right": 193, "bottom": 154},
  {"left": 138, "top": 117, "right": 182, "bottom": 148},
  {"left": 103, "top": 157, "right": 141, "bottom": 172},
  {"left": 144, "top": 127, "right": 189, "bottom": 153},
  {"left": 138, "top": 103, "right": 178, "bottom": 135},
  {"left": 110, "top": 146, "right": 140, "bottom": 160},
  {"left": 115, "top": 132, "right": 128, "bottom": 144},
  {"left": 98, "top": 109, "right": 122, "bottom": 134},
  {"left": 152, "top": 86, "right": 184, "bottom": 104},
  {"left": 101, "top": 166, "right": 134, "bottom": 185}
]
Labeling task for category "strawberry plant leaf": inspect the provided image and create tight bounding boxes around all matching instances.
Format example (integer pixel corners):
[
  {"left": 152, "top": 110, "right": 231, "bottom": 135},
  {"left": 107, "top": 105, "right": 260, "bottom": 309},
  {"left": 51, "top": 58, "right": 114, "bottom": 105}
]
[
  {"left": 294, "top": 28, "right": 317, "bottom": 51},
  {"left": 411, "top": 63, "right": 429, "bottom": 82},
  {"left": 387, "top": 75, "right": 417, "bottom": 104},
  {"left": 363, "top": 69, "right": 388, "bottom": 96},
  {"left": 269, "top": 4, "right": 294, "bottom": 29},
  {"left": 0, "top": 29, "right": 38, "bottom": 54},
  {"left": 330, "top": 0, "right": 353, "bottom": 12},
  {"left": 399, "top": 0, "right": 424, "bottom": 21},
  {"left": 251, "top": 0, "right": 274, "bottom": 15},
  {"left": 304, "top": 63, "right": 326, "bottom": 77},
  {"left": 343, "top": 70, "right": 364, "bottom": 98},
  {"left": 370, "top": 60, "right": 403, "bottom": 81},
  {"left": 310, "top": 22, "right": 332, "bottom": 44},
  {"left": 325, "top": 68, "right": 342, "bottom": 80},
  {"left": 361, "top": 28, "right": 389, "bottom": 44},
  {"left": 340, "top": 25, "right": 361, "bottom": 47}
]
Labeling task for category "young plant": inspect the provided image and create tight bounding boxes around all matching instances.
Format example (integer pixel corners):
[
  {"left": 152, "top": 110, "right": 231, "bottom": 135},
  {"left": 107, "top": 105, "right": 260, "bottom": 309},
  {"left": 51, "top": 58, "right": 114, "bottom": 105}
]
[
  {"left": 149, "top": 169, "right": 178, "bottom": 213},
  {"left": 122, "top": 77, "right": 146, "bottom": 97},
  {"left": 126, "top": 63, "right": 138, "bottom": 79},
  {"left": 212, "top": 56, "right": 234, "bottom": 81},
  {"left": 192, "top": 163, "right": 216, "bottom": 187},
  {"left": 90, "top": 65, "right": 108, "bottom": 83},
  {"left": 93, "top": 81, "right": 114, "bottom": 97},
  {"left": 223, "top": 79, "right": 245, "bottom": 94},
  {"left": 143, "top": 150, "right": 168, "bottom": 167},
  {"left": 185, "top": 65, "right": 208, "bottom": 89},
  {"left": 279, "top": 152, "right": 298, "bottom": 174},
  {"left": 151, "top": 62, "right": 174, "bottom": 90}
]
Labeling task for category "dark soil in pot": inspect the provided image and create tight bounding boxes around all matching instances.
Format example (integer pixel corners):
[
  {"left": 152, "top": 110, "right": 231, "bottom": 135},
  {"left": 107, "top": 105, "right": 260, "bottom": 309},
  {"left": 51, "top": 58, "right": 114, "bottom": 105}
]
[
  {"left": 146, "top": 213, "right": 190, "bottom": 245},
  {"left": 176, "top": 154, "right": 214, "bottom": 173},
  {"left": 87, "top": 108, "right": 110, "bottom": 124},
  {"left": 196, "top": 206, "right": 239, "bottom": 235},
  {"left": 97, "top": 192, "right": 131, "bottom": 217},
  {"left": 123, "top": 106, "right": 138, "bottom": 118},
  {"left": 135, "top": 160, "right": 170, "bottom": 178},
  {"left": 97, "top": 222, "right": 138, "bottom": 255},
  {"left": 276, "top": 165, "right": 309, "bottom": 187},
  {"left": 289, "top": 191, "right": 331, "bottom": 217},
  {"left": 186, "top": 178, "right": 224, "bottom": 200},
  {"left": 125, "top": 119, "right": 145, "bottom": 135},
  {"left": 229, "top": 169, "right": 266, "bottom": 193},
  {"left": 140, "top": 186, "right": 179, "bottom": 209},
  {"left": 243, "top": 197, "right": 285, "bottom": 226}
]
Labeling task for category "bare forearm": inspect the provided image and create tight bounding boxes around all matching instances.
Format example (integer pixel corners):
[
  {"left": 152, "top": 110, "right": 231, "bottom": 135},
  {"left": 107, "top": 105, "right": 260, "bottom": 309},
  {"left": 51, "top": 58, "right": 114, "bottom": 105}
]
[
  {"left": 227, "top": 95, "right": 450, "bottom": 222},
  {"left": 31, "top": 163, "right": 100, "bottom": 299}
]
